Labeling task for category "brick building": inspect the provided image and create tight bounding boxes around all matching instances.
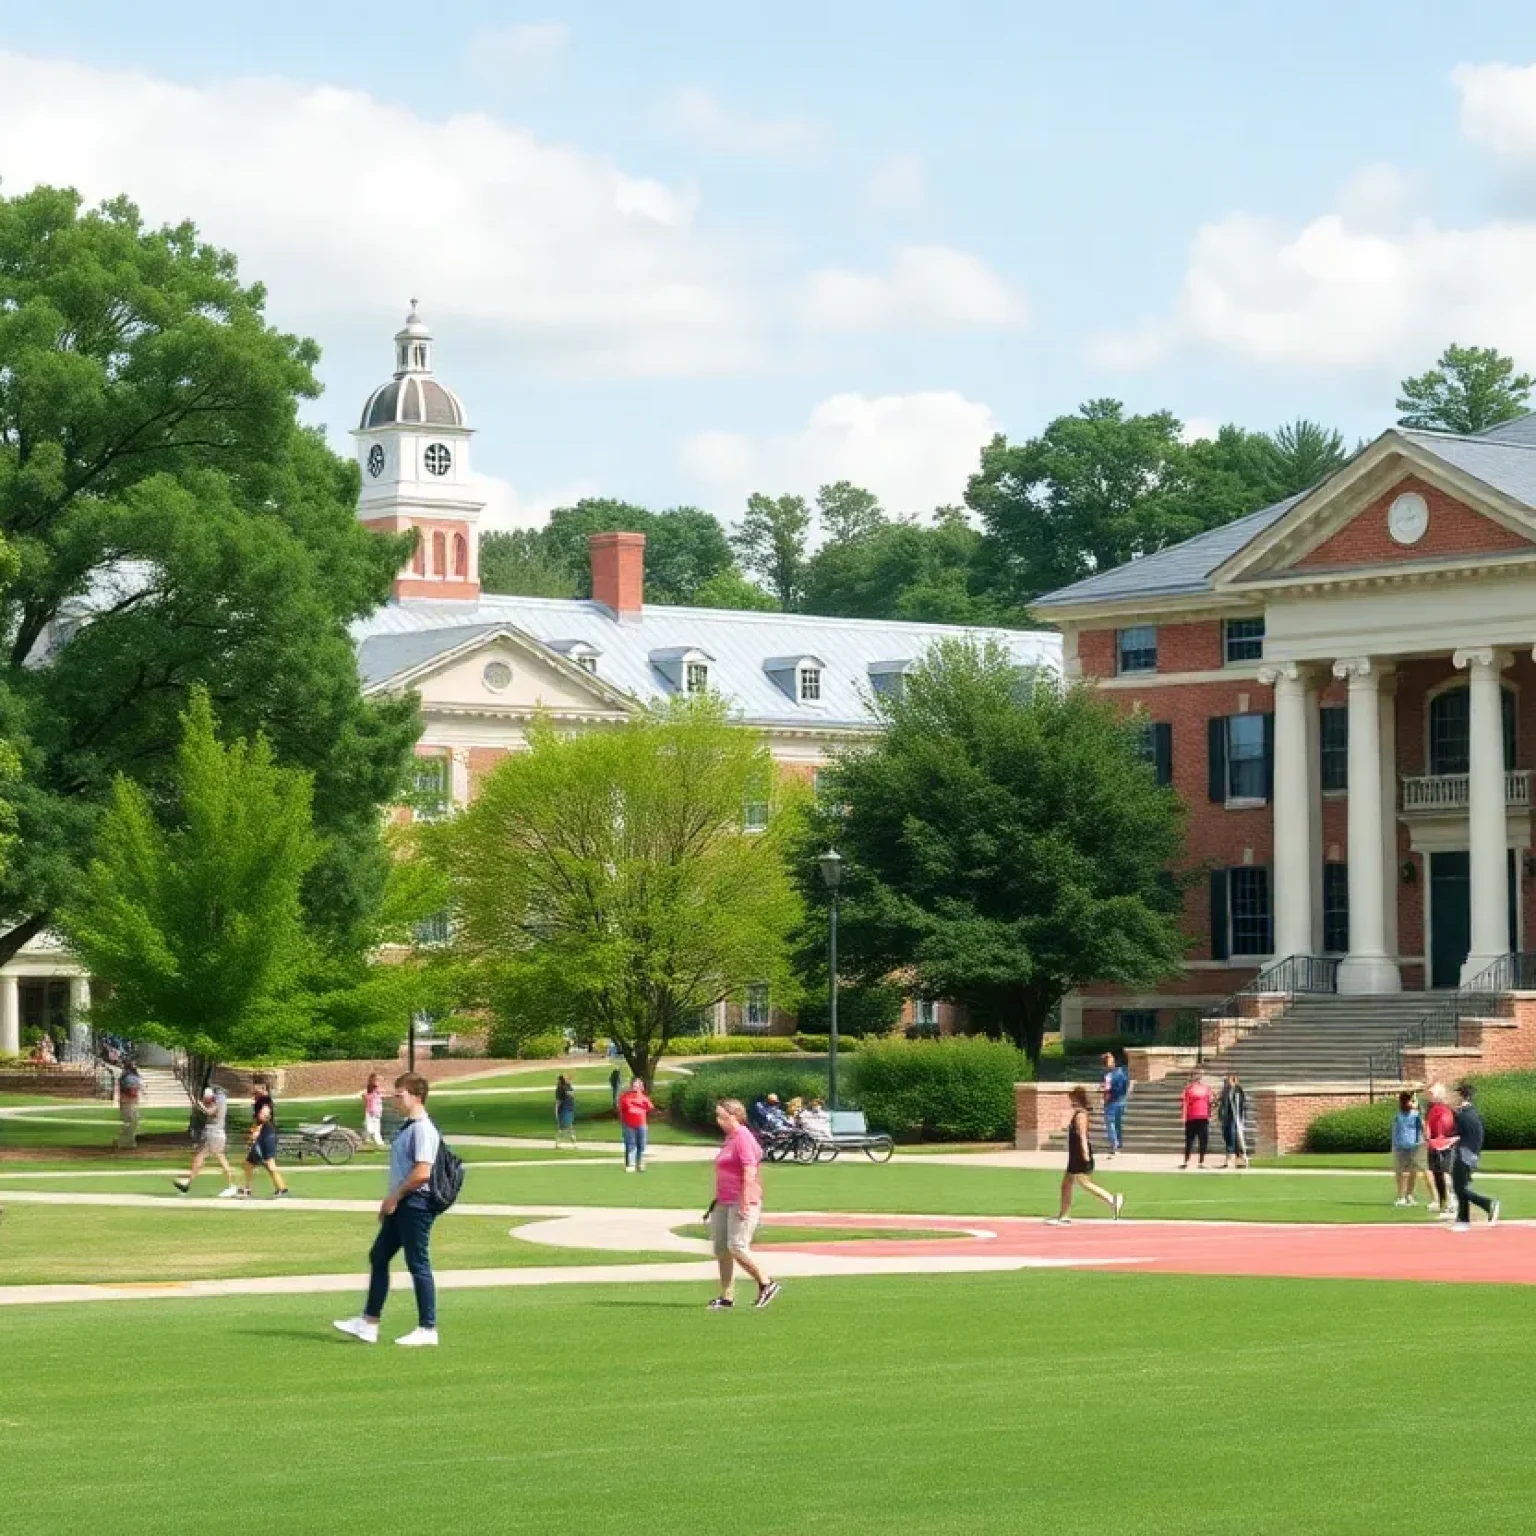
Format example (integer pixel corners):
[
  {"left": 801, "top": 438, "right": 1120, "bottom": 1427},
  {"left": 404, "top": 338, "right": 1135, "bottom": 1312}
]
[{"left": 1034, "top": 417, "right": 1536, "bottom": 1040}]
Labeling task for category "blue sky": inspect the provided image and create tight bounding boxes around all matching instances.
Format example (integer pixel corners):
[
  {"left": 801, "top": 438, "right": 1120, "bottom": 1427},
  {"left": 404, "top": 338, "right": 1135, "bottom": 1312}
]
[{"left": 5, "top": 2, "right": 1536, "bottom": 528}]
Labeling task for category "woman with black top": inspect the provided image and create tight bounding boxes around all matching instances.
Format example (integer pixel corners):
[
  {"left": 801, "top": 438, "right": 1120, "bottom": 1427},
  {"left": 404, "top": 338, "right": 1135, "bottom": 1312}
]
[
  {"left": 1047, "top": 1086, "right": 1124, "bottom": 1225},
  {"left": 554, "top": 1074, "right": 577, "bottom": 1149}
]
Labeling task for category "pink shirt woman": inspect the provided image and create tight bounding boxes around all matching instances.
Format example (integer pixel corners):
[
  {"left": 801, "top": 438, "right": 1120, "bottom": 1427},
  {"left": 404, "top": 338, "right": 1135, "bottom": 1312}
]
[
  {"left": 1181, "top": 1072, "right": 1213, "bottom": 1170},
  {"left": 706, "top": 1099, "right": 779, "bottom": 1312}
]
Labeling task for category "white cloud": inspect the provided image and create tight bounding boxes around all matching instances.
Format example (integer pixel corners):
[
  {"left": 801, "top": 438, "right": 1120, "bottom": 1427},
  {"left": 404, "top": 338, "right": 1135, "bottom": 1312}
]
[
  {"left": 1179, "top": 417, "right": 1220, "bottom": 444},
  {"left": 804, "top": 246, "right": 1028, "bottom": 333},
  {"left": 864, "top": 153, "right": 927, "bottom": 216},
  {"left": 1095, "top": 63, "right": 1536, "bottom": 376},
  {"left": 659, "top": 88, "right": 822, "bottom": 158},
  {"left": 473, "top": 472, "right": 599, "bottom": 533},
  {"left": 465, "top": 21, "right": 571, "bottom": 89},
  {"left": 679, "top": 391, "right": 1001, "bottom": 516},
  {"left": 0, "top": 49, "right": 755, "bottom": 379}
]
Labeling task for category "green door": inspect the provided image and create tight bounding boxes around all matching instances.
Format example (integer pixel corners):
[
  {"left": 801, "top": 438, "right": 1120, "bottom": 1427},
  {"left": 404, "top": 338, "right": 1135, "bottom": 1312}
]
[{"left": 1429, "top": 849, "right": 1518, "bottom": 988}]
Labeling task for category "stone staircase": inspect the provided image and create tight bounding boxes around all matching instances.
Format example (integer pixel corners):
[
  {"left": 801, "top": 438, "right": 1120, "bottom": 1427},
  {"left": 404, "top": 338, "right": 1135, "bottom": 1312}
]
[
  {"left": 1050, "top": 995, "right": 1449, "bottom": 1158},
  {"left": 122, "top": 1064, "right": 188, "bottom": 1109}
]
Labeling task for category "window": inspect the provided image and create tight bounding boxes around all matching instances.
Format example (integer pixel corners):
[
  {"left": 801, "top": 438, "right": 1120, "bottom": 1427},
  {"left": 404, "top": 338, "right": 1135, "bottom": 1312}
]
[
  {"left": 412, "top": 755, "right": 449, "bottom": 819},
  {"left": 1137, "top": 720, "right": 1174, "bottom": 788},
  {"left": 1428, "top": 687, "right": 1516, "bottom": 776},
  {"left": 1228, "top": 867, "right": 1272, "bottom": 956},
  {"left": 1226, "top": 714, "right": 1268, "bottom": 801},
  {"left": 1323, "top": 863, "right": 1349, "bottom": 954},
  {"left": 575, "top": 654, "right": 598, "bottom": 675},
  {"left": 1224, "top": 617, "right": 1265, "bottom": 663},
  {"left": 452, "top": 533, "right": 468, "bottom": 578},
  {"left": 1115, "top": 1009, "right": 1158, "bottom": 1040},
  {"left": 431, "top": 530, "right": 447, "bottom": 575},
  {"left": 911, "top": 996, "right": 939, "bottom": 1028},
  {"left": 1117, "top": 625, "right": 1158, "bottom": 674},
  {"left": 743, "top": 984, "right": 771, "bottom": 1033},
  {"left": 870, "top": 671, "right": 904, "bottom": 702},
  {"left": 1320, "top": 705, "right": 1348, "bottom": 793},
  {"left": 743, "top": 800, "right": 769, "bottom": 833},
  {"left": 798, "top": 666, "right": 822, "bottom": 702},
  {"left": 413, "top": 910, "right": 450, "bottom": 947},
  {"left": 424, "top": 442, "right": 452, "bottom": 476},
  {"left": 685, "top": 661, "right": 710, "bottom": 695}
]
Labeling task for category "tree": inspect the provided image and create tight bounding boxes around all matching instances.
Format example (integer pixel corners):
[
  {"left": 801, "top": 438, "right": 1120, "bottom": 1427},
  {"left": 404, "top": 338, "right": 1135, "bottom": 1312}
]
[
  {"left": 1396, "top": 345, "right": 1535, "bottom": 435},
  {"left": 796, "top": 640, "right": 1187, "bottom": 1064},
  {"left": 58, "top": 692, "right": 319, "bottom": 1089},
  {"left": 441, "top": 695, "right": 804, "bottom": 1082},
  {"left": 816, "top": 480, "right": 885, "bottom": 544},
  {"left": 691, "top": 568, "right": 781, "bottom": 612},
  {"left": 0, "top": 186, "right": 420, "bottom": 968},
  {"left": 1263, "top": 419, "right": 1349, "bottom": 496},
  {"left": 530, "top": 499, "right": 736, "bottom": 604},
  {"left": 732, "top": 493, "right": 811, "bottom": 609},
  {"left": 479, "top": 529, "right": 580, "bottom": 598}
]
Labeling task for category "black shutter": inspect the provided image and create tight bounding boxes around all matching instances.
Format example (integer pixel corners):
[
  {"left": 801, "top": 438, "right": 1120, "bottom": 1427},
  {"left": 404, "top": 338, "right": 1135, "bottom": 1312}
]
[
  {"left": 1152, "top": 721, "right": 1173, "bottom": 788},
  {"left": 1209, "top": 869, "right": 1230, "bottom": 961},
  {"left": 1207, "top": 716, "right": 1227, "bottom": 803},
  {"left": 1262, "top": 711, "right": 1275, "bottom": 801}
]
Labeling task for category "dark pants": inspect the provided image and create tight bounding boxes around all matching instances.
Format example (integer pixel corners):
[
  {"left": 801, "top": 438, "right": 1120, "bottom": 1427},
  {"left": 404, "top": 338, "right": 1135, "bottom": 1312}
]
[
  {"left": 1183, "top": 1118, "right": 1209, "bottom": 1162},
  {"left": 1429, "top": 1148, "right": 1451, "bottom": 1206},
  {"left": 366, "top": 1200, "right": 437, "bottom": 1328},
  {"left": 1452, "top": 1157, "right": 1493, "bottom": 1224}
]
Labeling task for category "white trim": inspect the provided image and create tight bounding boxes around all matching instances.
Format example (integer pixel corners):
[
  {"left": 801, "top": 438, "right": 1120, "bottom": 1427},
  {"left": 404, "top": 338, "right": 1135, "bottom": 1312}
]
[{"left": 1097, "top": 666, "right": 1264, "bottom": 690}]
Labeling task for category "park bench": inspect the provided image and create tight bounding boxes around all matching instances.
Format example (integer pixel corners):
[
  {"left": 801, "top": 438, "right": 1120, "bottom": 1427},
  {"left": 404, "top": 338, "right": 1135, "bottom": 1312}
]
[
  {"left": 225, "top": 1108, "right": 360, "bottom": 1164},
  {"left": 762, "top": 1109, "right": 895, "bottom": 1164}
]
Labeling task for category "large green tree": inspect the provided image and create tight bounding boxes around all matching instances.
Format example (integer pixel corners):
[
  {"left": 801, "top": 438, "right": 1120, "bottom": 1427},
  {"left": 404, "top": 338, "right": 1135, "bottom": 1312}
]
[
  {"left": 479, "top": 529, "right": 580, "bottom": 598},
  {"left": 58, "top": 692, "right": 318, "bottom": 1087},
  {"left": 732, "top": 492, "right": 811, "bottom": 609},
  {"left": 1397, "top": 344, "right": 1535, "bottom": 435},
  {"left": 0, "top": 186, "right": 420, "bottom": 966},
  {"left": 441, "top": 695, "right": 804, "bottom": 1081},
  {"left": 816, "top": 480, "right": 886, "bottom": 544},
  {"left": 797, "top": 640, "right": 1187, "bottom": 1063}
]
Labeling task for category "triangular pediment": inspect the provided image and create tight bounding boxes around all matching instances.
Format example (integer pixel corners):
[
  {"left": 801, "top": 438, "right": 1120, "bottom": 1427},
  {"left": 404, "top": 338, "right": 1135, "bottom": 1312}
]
[{"left": 1213, "top": 431, "right": 1536, "bottom": 589}]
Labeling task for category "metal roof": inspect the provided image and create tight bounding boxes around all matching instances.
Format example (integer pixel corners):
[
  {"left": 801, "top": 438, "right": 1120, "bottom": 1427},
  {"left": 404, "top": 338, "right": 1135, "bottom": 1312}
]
[
  {"left": 352, "top": 596, "right": 1060, "bottom": 728},
  {"left": 1396, "top": 428, "right": 1536, "bottom": 505}
]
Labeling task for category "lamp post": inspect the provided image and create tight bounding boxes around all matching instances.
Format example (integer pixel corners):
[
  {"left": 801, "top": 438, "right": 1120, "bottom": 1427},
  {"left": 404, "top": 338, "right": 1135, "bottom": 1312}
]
[{"left": 818, "top": 849, "right": 844, "bottom": 1111}]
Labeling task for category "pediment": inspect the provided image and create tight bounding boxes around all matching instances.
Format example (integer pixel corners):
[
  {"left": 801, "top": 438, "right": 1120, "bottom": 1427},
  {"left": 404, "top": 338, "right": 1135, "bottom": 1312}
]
[{"left": 1213, "top": 431, "right": 1536, "bottom": 589}]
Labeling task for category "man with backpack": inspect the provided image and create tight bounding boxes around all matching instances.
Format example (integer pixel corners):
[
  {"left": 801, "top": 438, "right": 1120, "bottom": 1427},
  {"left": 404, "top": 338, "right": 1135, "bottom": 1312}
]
[{"left": 334, "top": 1072, "right": 455, "bottom": 1348}]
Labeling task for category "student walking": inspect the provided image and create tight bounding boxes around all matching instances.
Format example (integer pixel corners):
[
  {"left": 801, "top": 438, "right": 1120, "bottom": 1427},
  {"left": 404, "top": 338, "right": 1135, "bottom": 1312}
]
[
  {"left": 1425, "top": 1083, "right": 1457, "bottom": 1219},
  {"left": 554, "top": 1075, "right": 577, "bottom": 1148},
  {"left": 173, "top": 1085, "right": 238, "bottom": 1196},
  {"left": 1180, "top": 1070, "right": 1212, "bottom": 1169},
  {"left": 706, "top": 1099, "right": 779, "bottom": 1310},
  {"left": 116, "top": 1059, "right": 142, "bottom": 1150},
  {"left": 1100, "top": 1052, "right": 1129, "bottom": 1156},
  {"left": 334, "top": 1073, "right": 443, "bottom": 1347},
  {"left": 609, "top": 1066, "right": 622, "bottom": 1109},
  {"left": 1218, "top": 1074, "right": 1249, "bottom": 1170},
  {"left": 1391, "top": 1091, "right": 1429, "bottom": 1207},
  {"left": 618, "top": 1077, "right": 653, "bottom": 1172},
  {"left": 1450, "top": 1082, "right": 1500, "bottom": 1232},
  {"left": 362, "top": 1073, "right": 386, "bottom": 1149},
  {"left": 1047, "top": 1086, "right": 1123, "bottom": 1225},
  {"left": 238, "top": 1076, "right": 290, "bottom": 1199}
]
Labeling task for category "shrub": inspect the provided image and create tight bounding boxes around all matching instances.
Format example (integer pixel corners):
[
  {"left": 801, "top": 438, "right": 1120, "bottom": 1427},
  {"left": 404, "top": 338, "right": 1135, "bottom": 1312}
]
[
  {"left": 666, "top": 1035, "right": 797, "bottom": 1057},
  {"left": 854, "top": 1037, "right": 1028, "bottom": 1142},
  {"left": 669, "top": 1059, "right": 834, "bottom": 1131},
  {"left": 1304, "top": 1100, "right": 1393, "bottom": 1153},
  {"left": 795, "top": 980, "right": 906, "bottom": 1037},
  {"left": 515, "top": 1031, "right": 567, "bottom": 1060},
  {"left": 1306, "top": 1071, "right": 1536, "bottom": 1152},
  {"left": 791, "top": 1034, "right": 862, "bottom": 1053}
]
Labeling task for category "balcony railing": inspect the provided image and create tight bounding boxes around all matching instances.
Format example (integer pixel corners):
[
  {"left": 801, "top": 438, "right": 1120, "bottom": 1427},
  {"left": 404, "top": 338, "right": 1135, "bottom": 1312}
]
[{"left": 1400, "top": 769, "right": 1531, "bottom": 815}]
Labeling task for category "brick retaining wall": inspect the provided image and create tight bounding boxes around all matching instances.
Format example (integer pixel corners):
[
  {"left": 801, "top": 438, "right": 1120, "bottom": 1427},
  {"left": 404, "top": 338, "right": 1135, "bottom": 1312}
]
[
  {"left": 1014, "top": 1082, "right": 1092, "bottom": 1151},
  {"left": 1253, "top": 1084, "right": 1408, "bottom": 1157},
  {"left": 0, "top": 1067, "right": 98, "bottom": 1099},
  {"left": 213, "top": 1056, "right": 546, "bottom": 1099}
]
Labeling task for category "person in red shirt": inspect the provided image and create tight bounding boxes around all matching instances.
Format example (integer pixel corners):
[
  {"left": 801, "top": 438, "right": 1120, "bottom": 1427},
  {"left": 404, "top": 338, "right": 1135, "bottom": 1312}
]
[
  {"left": 1180, "top": 1069, "right": 1213, "bottom": 1170},
  {"left": 618, "top": 1077, "right": 654, "bottom": 1173},
  {"left": 1425, "top": 1082, "right": 1458, "bottom": 1220}
]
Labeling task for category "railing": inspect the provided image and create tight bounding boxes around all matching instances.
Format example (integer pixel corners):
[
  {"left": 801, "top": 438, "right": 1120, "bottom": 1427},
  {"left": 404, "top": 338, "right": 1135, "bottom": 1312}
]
[
  {"left": 1198, "top": 953, "right": 1340, "bottom": 1064},
  {"left": 1366, "top": 951, "right": 1536, "bottom": 1100},
  {"left": 1400, "top": 770, "right": 1531, "bottom": 815}
]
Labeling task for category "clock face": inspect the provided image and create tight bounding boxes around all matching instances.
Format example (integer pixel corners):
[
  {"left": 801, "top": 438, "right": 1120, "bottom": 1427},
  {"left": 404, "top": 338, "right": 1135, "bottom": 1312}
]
[
  {"left": 424, "top": 442, "right": 452, "bottom": 477},
  {"left": 1387, "top": 491, "right": 1429, "bottom": 546},
  {"left": 367, "top": 444, "right": 385, "bottom": 478}
]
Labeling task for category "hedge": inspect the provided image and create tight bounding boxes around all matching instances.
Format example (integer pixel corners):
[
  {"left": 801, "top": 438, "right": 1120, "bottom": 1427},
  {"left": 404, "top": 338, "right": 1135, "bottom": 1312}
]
[
  {"left": 669, "top": 1060, "right": 833, "bottom": 1131},
  {"left": 854, "top": 1037, "right": 1027, "bottom": 1142},
  {"left": 791, "top": 1034, "right": 862, "bottom": 1054},
  {"left": 1305, "top": 1071, "right": 1536, "bottom": 1152},
  {"left": 667, "top": 1036, "right": 797, "bottom": 1057}
]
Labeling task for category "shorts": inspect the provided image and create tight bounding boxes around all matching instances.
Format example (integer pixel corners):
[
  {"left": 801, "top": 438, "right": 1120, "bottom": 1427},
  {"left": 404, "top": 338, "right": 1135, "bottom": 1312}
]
[
  {"left": 201, "top": 1130, "right": 228, "bottom": 1156},
  {"left": 1393, "top": 1144, "right": 1427, "bottom": 1173},
  {"left": 246, "top": 1127, "right": 278, "bottom": 1165},
  {"left": 1429, "top": 1146, "right": 1453, "bottom": 1175},
  {"left": 708, "top": 1202, "right": 760, "bottom": 1259}
]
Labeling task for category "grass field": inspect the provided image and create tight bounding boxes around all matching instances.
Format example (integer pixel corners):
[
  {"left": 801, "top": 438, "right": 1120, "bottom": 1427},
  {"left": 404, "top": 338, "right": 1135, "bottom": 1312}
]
[{"left": 3, "top": 1270, "right": 1535, "bottom": 1535}]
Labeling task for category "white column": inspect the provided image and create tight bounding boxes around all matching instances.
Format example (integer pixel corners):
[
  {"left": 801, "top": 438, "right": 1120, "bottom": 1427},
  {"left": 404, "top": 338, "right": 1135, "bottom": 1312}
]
[
  {"left": 1457, "top": 647, "right": 1512, "bottom": 981},
  {"left": 68, "top": 974, "right": 92, "bottom": 1051},
  {"left": 1333, "top": 657, "right": 1400, "bottom": 994},
  {"left": 1378, "top": 674, "right": 1399, "bottom": 962},
  {"left": 1305, "top": 680, "right": 1324, "bottom": 954},
  {"left": 450, "top": 748, "right": 471, "bottom": 808},
  {"left": 1260, "top": 663, "right": 1314, "bottom": 958},
  {"left": 0, "top": 972, "right": 17, "bottom": 1056}
]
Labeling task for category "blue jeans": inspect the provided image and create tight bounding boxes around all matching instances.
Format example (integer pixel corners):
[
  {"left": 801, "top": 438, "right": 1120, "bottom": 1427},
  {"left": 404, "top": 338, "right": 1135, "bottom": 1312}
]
[
  {"left": 1104, "top": 1101, "right": 1125, "bottom": 1151},
  {"left": 366, "top": 1199, "right": 437, "bottom": 1329},
  {"left": 622, "top": 1123, "right": 648, "bottom": 1166}
]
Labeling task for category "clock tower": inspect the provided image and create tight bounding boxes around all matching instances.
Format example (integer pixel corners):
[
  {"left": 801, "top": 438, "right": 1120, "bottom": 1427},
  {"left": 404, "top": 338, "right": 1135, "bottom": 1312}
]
[{"left": 354, "top": 303, "right": 483, "bottom": 602}]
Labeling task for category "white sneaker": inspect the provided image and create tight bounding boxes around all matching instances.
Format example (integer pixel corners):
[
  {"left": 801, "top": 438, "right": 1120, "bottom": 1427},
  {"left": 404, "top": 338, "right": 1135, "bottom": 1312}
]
[
  {"left": 332, "top": 1317, "right": 378, "bottom": 1344},
  {"left": 1439, "top": 1207, "right": 1458, "bottom": 1221},
  {"left": 395, "top": 1327, "right": 439, "bottom": 1348},
  {"left": 1044, "top": 1217, "right": 1072, "bottom": 1226},
  {"left": 623, "top": 1165, "right": 635, "bottom": 1173},
  {"left": 1451, "top": 1223, "right": 1472, "bottom": 1233},
  {"left": 1112, "top": 1193, "right": 1124, "bottom": 1221},
  {"left": 1489, "top": 1199, "right": 1502, "bottom": 1227},
  {"left": 216, "top": 1185, "right": 241, "bottom": 1199},
  {"left": 1393, "top": 1198, "right": 1409, "bottom": 1207}
]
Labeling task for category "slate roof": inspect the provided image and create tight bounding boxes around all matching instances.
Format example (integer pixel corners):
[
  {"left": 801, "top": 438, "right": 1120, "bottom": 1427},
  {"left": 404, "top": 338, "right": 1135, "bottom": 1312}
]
[{"left": 352, "top": 596, "right": 1060, "bottom": 729}]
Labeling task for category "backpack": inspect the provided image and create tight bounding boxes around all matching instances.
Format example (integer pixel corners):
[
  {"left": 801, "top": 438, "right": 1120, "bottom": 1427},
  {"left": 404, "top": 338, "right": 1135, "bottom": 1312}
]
[{"left": 426, "top": 1137, "right": 466, "bottom": 1214}]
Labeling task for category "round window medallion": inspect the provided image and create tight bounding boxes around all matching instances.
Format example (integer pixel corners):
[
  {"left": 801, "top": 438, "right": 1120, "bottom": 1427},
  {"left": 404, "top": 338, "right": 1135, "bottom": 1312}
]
[
  {"left": 1387, "top": 491, "right": 1429, "bottom": 546},
  {"left": 366, "top": 443, "right": 385, "bottom": 478},
  {"left": 482, "top": 661, "right": 512, "bottom": 692},
  {"left": 424, "top": 442, "right": 452, "bottom": 477}
]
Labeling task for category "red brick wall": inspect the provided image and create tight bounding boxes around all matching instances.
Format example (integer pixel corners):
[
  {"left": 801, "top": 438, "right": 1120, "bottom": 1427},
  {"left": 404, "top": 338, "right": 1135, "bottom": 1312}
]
[
  {"left": 1296, "top": 476, "right": 1530, "bottom": 570},
  {"left": 467, "top": 746, "right": 510, "bottom": 798},
  {"left": 1076, "top": 620, "right": 1225, "bottom": 681},
  {"left": 1077, "top": 628, "right": 1115, "bottom": 678},
  {"left": 214, "top": 1056, "right": 535, "bottom": 1100}
]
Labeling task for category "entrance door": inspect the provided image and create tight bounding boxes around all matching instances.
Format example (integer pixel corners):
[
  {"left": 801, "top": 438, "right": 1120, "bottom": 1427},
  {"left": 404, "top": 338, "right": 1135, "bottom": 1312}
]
[{"left": 1429, "top": 850, "right": 1519, "bottom": 988}]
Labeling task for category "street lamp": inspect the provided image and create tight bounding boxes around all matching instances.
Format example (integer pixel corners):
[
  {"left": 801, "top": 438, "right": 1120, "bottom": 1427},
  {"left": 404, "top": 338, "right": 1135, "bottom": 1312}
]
[{"left": 818, "top": 849, "right": 844, "bottom": 1111}]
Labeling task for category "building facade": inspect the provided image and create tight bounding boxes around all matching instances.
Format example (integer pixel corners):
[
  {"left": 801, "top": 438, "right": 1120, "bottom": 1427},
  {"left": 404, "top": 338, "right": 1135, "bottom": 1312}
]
[{"left": 1036, "top": 418, "right": 1536, "bottom": 1040}]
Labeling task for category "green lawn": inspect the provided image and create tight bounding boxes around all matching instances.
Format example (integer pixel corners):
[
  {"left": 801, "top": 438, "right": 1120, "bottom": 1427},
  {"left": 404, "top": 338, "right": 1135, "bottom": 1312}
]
[
  {"left": 3, "top": 1271, "right": 1535, "bottom": 1534},
  {"left": 0, "top": 1204, "right": 674, "bottom": 1286},
  {"left": 1263, "top": 1150, "right": 1536, "bottom": 1174}
]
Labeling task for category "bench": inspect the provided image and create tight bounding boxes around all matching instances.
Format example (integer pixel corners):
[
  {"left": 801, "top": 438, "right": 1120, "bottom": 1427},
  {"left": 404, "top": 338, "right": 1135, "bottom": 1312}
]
[{"left": 791, "top": 1109, "right": 895, "bottom": 1164}]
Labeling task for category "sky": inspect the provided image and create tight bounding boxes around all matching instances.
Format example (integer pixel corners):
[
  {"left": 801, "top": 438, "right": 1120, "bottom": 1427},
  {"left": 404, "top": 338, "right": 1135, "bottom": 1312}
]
[{"left": 7, "top": 2, "right": 1536, "bottom": 531}]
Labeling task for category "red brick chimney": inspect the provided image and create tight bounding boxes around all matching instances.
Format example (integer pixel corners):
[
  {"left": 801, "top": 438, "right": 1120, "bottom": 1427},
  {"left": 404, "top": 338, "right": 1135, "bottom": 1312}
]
[{"left": 588, "top": 531, "right": 645, "bottom": 619}]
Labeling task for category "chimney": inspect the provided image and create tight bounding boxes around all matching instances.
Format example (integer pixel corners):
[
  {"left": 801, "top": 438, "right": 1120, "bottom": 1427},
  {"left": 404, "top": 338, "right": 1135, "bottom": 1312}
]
[{"left": 588, "top": 531, "right": 645, "bottom": 619}]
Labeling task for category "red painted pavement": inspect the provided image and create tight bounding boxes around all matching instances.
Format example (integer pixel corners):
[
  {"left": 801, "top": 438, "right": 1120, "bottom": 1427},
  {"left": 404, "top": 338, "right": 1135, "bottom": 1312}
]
[{"left": 772, "top": 1213, "right": 1536, "bottom": 1286}]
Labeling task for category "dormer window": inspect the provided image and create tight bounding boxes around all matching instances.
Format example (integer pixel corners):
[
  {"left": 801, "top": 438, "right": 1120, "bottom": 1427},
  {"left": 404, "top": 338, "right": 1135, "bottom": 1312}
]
[
  {"left": 798, "top": 665, "right": 821, "bottom": 702},
  {"left": 686, "top": 661, "right": 710, "bottom": 694},
  {"left": 868, "top": 660, "right": 911, "bottom": 702},
  {"left": 548, "top": 639, "right": 602, "bottom": 676},
  {"left": 650, "top": 646, "right": 715, "bottom": 695},
  {"left": 764, "top": 654, "right": 826, "bottom": 705},
  {"left": 576, "top": 655, "right": 598, "bottom": 675}
]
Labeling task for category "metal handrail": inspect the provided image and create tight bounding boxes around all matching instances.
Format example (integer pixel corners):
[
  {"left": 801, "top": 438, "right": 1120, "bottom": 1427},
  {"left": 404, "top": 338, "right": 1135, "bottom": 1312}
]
[
  {"left": 1366, "top": 951, "right": 1536, "bottom": 1100},
  {"left": 1198, "top": 953, "right": 1340, "bottom": 1064}
]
